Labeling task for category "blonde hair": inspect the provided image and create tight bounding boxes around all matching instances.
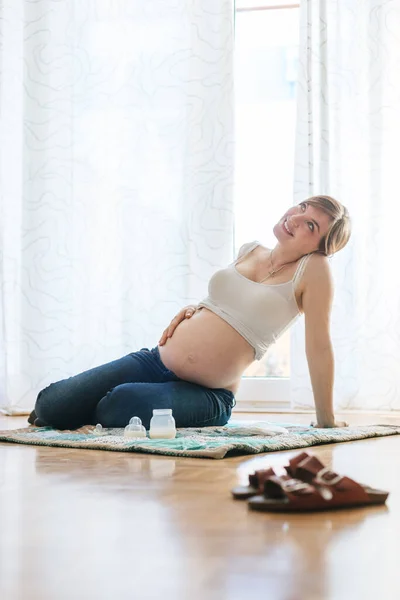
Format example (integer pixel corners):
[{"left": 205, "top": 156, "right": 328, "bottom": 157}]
[{"left": 305, "top": 195, "right": 351, "bottom": 256}]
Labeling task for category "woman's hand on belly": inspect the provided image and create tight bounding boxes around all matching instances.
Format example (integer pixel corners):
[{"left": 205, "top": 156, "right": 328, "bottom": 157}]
[{"left": 158, "top": 304, "right": 198, "bottom": 346}]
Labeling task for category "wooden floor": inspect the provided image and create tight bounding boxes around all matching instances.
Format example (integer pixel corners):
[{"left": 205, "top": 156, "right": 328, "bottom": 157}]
[{"left": 1, "top": 411, "right": 400, "bottom": 600}]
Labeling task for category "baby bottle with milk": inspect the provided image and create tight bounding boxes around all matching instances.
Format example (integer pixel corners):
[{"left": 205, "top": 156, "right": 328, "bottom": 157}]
[
  {"left": 124, "top": 416, "right": 147, "bottom": 439},
  {"left": 149, "top": 409, "right": 176, "bottom": 439}
]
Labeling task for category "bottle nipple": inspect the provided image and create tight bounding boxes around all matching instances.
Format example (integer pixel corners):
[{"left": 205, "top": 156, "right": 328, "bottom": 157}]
[
  {"left": 124, "top": 416, "right": 147, "bottom": 439},
  {"left": 92, "top": 423, "right": 108, "bottom": 436}
]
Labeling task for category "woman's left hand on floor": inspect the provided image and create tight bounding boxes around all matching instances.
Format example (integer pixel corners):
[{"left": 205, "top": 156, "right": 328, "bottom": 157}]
[{"left": 310, "top": 420, "right": 349, "bottom": 428}]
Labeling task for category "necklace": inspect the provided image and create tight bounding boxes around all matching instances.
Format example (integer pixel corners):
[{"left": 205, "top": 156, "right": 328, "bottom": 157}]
[
  {"left": 260, "top": 249, "right": 294, "bottom": 283},
  {"left": 268, "top": 248, "right": 286, "bottom": 277}
]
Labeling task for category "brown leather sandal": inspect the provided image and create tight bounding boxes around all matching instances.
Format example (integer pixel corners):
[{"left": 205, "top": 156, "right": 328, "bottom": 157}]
[
  {"left": 231, "top": 452, "right": 311, "bottom": 500},
  {"left": 248, "top": 455, "right": 389, "bottom": 512}
]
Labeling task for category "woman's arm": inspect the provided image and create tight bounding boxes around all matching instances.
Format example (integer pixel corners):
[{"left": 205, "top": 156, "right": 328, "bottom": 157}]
[{"left": 301, "top": 255, "right": 345, "bottom": 428}]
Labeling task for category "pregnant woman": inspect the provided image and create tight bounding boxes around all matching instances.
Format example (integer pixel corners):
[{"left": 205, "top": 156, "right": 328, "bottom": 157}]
[{"left": 30, "top": 195, "right": 351, "bottom": 430}]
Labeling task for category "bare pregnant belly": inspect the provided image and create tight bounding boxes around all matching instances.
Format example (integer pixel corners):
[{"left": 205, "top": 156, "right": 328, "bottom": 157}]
[{"left": 158, "top": 308, "right": 255, "bottom": 393}]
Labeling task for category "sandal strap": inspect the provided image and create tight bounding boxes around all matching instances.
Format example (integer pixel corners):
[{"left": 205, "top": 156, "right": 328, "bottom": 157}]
[
  {"left": 264, "top": 475, "right": 315, "bottom": 499},
  {"left": 285, "top": 451, "right": 311, "bottom": 477},
  {"left": 249, "top": 468, "right": 275, "bottom": 491},
  {"left": 294, "top": 455, "right": 343, "bottom": 485}
]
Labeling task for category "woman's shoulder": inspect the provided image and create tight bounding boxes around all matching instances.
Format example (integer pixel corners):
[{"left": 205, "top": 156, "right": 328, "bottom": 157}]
[
  {"left": 303, "top": 252, "right": 333, "bottom": 288},
  {"left": 236, "top": 240, "right": 260, "bottom": 259},
  {"left": 307, "top": 251, "right": 331, "bottom": 269}
]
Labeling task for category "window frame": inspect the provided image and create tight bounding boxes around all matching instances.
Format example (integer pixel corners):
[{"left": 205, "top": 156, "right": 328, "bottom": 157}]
[{"left": 233, "top": 1, "right": 299, "bottom": 411}]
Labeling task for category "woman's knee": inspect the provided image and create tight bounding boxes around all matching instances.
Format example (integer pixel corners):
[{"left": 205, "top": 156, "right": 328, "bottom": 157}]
[
  {"left": 34, "top": 381, "right": 75, "bottom": 428},
  {"left": 34, "top": 383, "right": 57, "bottom": 421},
  {"left": 95, "top": 383, "right": 155, "bottom": 428}
]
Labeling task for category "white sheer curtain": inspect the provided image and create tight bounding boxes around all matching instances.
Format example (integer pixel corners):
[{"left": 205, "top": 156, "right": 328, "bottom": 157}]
[
  {"left": 291, "top": 0, "right": 400, "bottom": 411},
  {"left": 0, "top": 0, "right": 234, "bottom": 412}
]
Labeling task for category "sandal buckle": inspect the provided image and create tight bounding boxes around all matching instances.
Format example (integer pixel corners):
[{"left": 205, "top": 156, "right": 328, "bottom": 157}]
[
  {"left": 314, "top": 467, "right": 342, "bottom": 486},
  {"left": 281, "top": 478, "right": 312, "bottom": 494}
]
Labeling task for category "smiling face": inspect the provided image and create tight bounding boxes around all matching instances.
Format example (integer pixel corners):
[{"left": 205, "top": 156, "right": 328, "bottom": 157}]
[{"left": 273, "top": 201, "right": 334, "bottom": 255}]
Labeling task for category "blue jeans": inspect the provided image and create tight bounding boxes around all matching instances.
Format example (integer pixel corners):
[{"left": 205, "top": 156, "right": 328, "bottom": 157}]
[{"left": 34, "top": 346, "right": 235, "bottom": 430}]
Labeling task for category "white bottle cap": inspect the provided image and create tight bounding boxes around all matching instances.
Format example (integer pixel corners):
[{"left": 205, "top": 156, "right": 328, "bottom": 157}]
[{"left": 152, "top": 409, "right": 172, "bottom": 416}]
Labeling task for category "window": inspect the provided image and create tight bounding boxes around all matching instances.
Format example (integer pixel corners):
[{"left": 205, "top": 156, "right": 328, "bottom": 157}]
[{"left": 234, "top": 1, "right": 300, "bottom": 408}]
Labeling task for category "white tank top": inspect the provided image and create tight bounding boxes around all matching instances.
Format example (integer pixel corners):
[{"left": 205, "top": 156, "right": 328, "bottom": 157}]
[{"left": 198, "top": 241, "right": 312, "bottom": 360}]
